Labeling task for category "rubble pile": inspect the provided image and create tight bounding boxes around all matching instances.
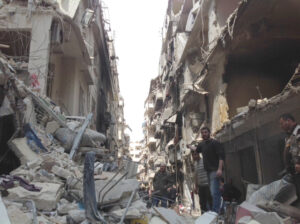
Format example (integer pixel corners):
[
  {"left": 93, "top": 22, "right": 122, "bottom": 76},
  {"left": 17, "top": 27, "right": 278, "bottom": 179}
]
[{"left": 0, "top": 54, "right": 195, "bottom": 224}]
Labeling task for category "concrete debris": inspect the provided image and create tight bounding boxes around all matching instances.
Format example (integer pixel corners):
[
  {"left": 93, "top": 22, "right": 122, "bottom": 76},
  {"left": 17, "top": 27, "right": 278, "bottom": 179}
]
[
  {"left": 258, "top": 201, "right": 300, "bottom": 221},
  {"left": 0, "top": 197, "right": 11, "bottom": 224},
  {"left": 55, "top": 127, "right": 106, "bottom": 153},
  {"left": 110, "top": 200, "right": 148, "bottom": 219},
  {"left": 0, "top": 0, "right": 132, "bottom": 222},
  {"left": 149, "top": 216, "right": 167, "bottom": 224},
  {"left": 194, "top": 211, "right": 218, "bottom": 224},
  {"left": 57, "top": 199, "right": 78, "bottom": 215},
  {"left": 67, "top": 210, "right": 86, "bottom": 223},
  {"left": 45, "top": 120, "right": 60, "bottom": 134},
  {"left": 235, "top": 202, "right": 267, "bottom": 224},
  {"left": 153, "top": 207, "right": 187, "bottom": 224},
  {"left": 247, "top": 179, "right": 296, "bottom": 206},
  {"left": 51, "top": 165, "right": 74, "bottom": 179},
  {"left": 9, "top": 138, "right": 40, "bottom": 165},
  {"left": 6, "top": 182, "right": 63, "bottom": 211},
  {"left": 96, "top": 178, "right": 140, "bottom": 206},
  {"left": 6, "top": 204, "right": 32, "bottom": 224}
]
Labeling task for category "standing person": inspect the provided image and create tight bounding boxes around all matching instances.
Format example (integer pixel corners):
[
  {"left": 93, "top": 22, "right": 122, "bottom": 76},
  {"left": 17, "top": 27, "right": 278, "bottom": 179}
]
[
  {"left": 192, "top": 151, "right": 212, "bottom": 213},
  {"left": 152, "top": 162, "right": 170, "bottom": 207},
  {"left": 279, "top": 113, "right": 300, "bottom": 197},
  {"left": 188, "top": 127, "right": 225, "bottom": 213}
]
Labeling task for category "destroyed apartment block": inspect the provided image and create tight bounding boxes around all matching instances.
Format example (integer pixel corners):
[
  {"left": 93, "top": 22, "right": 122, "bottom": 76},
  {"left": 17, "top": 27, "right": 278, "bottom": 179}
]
[
  {"left": 0, "top": 0, "right": 153, "bottom": 224},
  {"left": 0, "top": 1, "right": 193, "bottom": 224},
  {"left": 142, "top": 0, "right": 300, "bottom": 223}
]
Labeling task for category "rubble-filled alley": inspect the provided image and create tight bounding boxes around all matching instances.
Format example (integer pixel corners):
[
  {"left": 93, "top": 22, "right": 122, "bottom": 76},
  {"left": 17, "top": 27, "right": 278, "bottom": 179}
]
[{"left": 1, "top": 0, "right": 300, "bottom": 224}]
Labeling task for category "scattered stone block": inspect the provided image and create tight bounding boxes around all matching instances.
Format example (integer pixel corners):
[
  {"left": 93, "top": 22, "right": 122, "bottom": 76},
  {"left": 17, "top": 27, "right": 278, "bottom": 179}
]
[
  {"left": 46, "top": 120, "right": 60, "bottom": 134},
  {"left": 0, "top": 196, "right": 11, "bottom": 224},
  {"left": 110, "top": 200, "right": 147, "bottom": 219},
  {"left": 51, "top": 165, "right": 73, "bottom": 179},
  {"left": 96, "top": 178, "right": 140, "bottom": 205},
  {"left": 9, "top": 138, "right": 40, "bottom": 165},
  {"left": 67, "top": 210, "right": 86, "bottom": 223},
  {"left": 6, "top": 182, "right": 63, "bottom": 211},
  {"left": 6, "top": 204, "right": 32, "bottom": 224},
  {"left": 58, "top": 199, "right": 78, "bottom": 215},
  {"left": 154, "top": 207, "right": 186, "bottom": 224}
]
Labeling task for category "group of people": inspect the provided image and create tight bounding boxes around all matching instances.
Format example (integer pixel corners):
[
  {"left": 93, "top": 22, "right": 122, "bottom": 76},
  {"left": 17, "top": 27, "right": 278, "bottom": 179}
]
[{"left": 150, "top": 113, "right": 300, "bottom": 214}]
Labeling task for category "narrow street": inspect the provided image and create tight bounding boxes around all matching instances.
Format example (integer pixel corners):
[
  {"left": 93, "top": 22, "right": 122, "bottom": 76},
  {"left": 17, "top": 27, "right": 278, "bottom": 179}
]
[{"left": 0, "top": 0, "right": 299, "bottom": 224}]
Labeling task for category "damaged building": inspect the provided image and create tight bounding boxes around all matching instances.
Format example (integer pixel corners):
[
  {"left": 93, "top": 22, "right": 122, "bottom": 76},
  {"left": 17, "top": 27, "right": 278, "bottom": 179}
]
[
  {"left": 143, "top": 0, "right": 300, "bottom": 222},
  {"left": 0, "top": 0, "right": 129, "bottom": 174}
]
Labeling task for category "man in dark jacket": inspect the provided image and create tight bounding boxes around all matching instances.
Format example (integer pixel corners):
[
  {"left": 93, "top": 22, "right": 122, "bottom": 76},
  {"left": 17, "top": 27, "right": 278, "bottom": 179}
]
[
  {"left": 188, "top": 127, "right": 225, "bottom": 213},
  {"left": 152, "top": 162, "right": 170, "bottom": 207}
]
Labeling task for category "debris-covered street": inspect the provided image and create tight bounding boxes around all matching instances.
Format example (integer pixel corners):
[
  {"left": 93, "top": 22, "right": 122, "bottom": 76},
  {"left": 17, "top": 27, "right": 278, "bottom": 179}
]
[{"left": 0, "top": 0, "right": 300, "bottom": 223}]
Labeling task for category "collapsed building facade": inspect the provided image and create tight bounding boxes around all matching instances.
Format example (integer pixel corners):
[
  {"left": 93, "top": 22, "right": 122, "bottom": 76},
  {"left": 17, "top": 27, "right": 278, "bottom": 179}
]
[
  {"left": 143, "top": 0, "right": 300, "bottom": 209},
  {"left": 0, "top": 0, "right": 129, "bottom": 175}
]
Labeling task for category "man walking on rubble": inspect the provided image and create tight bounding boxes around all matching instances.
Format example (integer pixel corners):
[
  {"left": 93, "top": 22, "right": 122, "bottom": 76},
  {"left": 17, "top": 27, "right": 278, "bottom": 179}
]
[
  {"left": 192, "top": 150, "right": 212, "bottom": 213},
  {"left": 279, "top": 113, "right": 300, "bottom": 197},
  {"left": 188, "top": 127, "right": 225, "bottom": 213},
  {"left": 152, "top": 162, "right": 171, "bottom": 207}
]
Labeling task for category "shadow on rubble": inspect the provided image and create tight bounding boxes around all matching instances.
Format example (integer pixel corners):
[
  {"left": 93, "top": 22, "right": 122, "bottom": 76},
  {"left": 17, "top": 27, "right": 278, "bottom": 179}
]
[{"left": 0, "top": 115, "right": 20, "bottom": 174}]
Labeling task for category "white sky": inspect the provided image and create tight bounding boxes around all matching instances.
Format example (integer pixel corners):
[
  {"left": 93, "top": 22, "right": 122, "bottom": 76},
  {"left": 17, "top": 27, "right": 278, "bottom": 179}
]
[{"left": 104, "top": 0, "right": 168, "bottom": 141}]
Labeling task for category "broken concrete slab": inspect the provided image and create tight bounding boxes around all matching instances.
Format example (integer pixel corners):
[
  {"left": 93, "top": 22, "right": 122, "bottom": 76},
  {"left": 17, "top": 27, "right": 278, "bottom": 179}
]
[
  {"left": 153, "top": 207, "right": 186, "bottom": 224},
  {"left": 96, "top": 178, "right": 140, "bottom": 205},
  {"left": 57, "top": 199, "right": 78, "bottom": 215},
  {"left": 45, "top": 120, "right": 60, "bottom": 134},
  {"left": 55, "top": 126, "right": 106, "bottom": 153},
  {"left": 149, "top": 216, "right": 167, "bottom": 224},
  {"left": 51, "top": 165, "right": 73, "bottom": 179},
  {"left": 195, "top": 211, "right": 218, "bottom": 224},
  {"left": 6, "top": 182, "right": 63, "bottom": 211},
  {"left": 6, "top": 204, "right": 32, "bottom": 224},
  {"left": 9, "top": 138, "right": 40, "bottom": 165},
  {"left": 0, "top": 196, "right": 11, "bottom": 224},
  {"left": 110, "top": 200, "right": 148, "bottom": 220},
  {"left": 79, "top": 147, "right": 108, "bottom": 157},
  {"left": 235, "top": 202, "right": 266, "bottom": 224},
  {"left": 26, "top": 158, "right": 42, "bottom": 169},
  {"left": 67, "top": 210, "right": 86, "bottom": 223},
  {"left": 247, "top": 179, "right": 292, "bottom": 206},
  {"left": 253, "top": 212, "right": 283, "bottom": 224}
]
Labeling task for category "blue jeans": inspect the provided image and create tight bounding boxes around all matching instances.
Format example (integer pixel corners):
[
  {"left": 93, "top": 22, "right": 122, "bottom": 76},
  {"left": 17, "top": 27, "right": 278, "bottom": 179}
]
[
  {"left": 208, "top": 171, "right": 222, "bottom": 213},
  {"left": 152, "top": 195, "right": 167, "bottom": 208}
]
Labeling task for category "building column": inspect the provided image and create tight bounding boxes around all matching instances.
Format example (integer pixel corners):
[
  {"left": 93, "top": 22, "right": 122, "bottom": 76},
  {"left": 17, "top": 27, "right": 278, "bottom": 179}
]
[{"left": 28, "top": 14, "right": 53, "bottom": 95}]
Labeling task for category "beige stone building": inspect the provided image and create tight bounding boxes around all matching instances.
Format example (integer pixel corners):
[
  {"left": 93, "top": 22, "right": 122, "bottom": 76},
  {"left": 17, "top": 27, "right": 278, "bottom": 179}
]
[
  {"left": 0, "top": 0, "right": 128, "bottom": 158},
  {"left": 143, "top": 0, "right": 300, "bottom": 206}
]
